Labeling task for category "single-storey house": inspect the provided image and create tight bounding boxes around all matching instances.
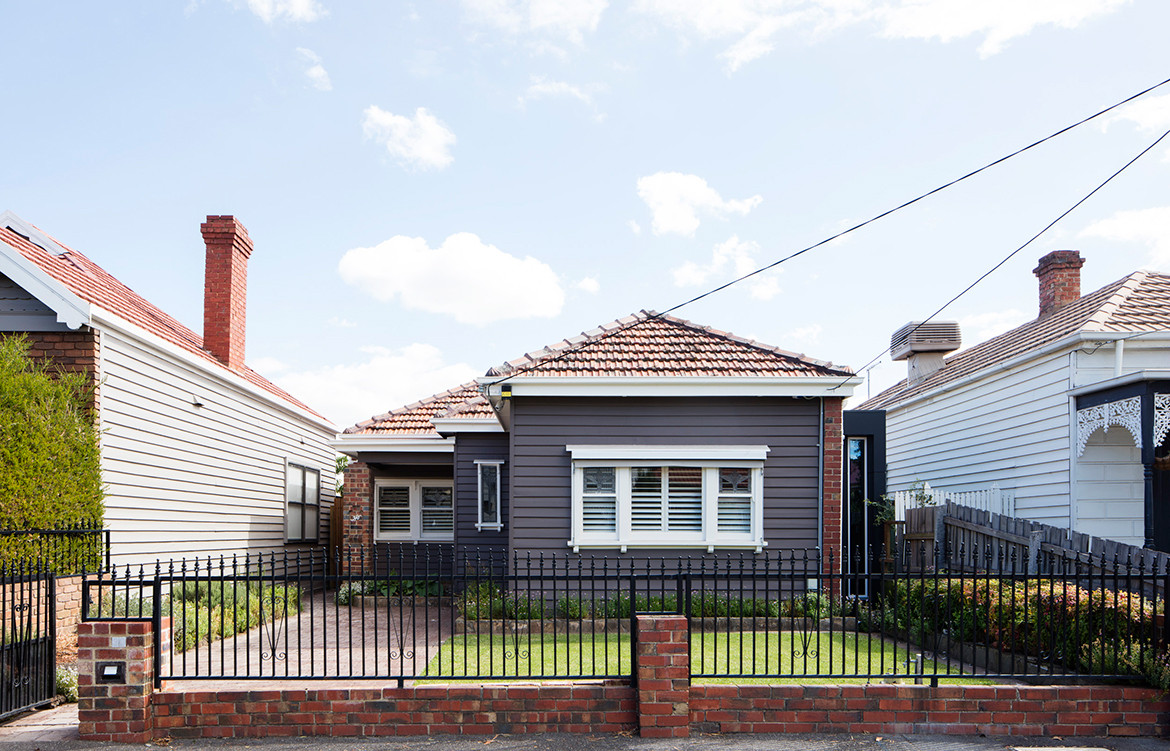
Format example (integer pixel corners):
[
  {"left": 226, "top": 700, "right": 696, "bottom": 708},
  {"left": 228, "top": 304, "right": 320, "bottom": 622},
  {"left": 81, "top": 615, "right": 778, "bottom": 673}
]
[
  {"left": 334, "top": 312, "right": 866, "bottom": 565},
  {"left": 862, "top": 250, "right": 1170, "bottom": 551},
  {"left": 0, "top": 212, "right": 337, "bottom": 566}
]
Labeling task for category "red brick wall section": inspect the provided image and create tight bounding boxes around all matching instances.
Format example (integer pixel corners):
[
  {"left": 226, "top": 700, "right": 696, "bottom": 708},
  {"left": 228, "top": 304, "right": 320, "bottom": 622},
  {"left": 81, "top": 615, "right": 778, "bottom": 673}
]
[
  {"left": 1033, "top": 250, "right": 1084, "bottom": 318},
  {"left": 55, "top": 575, "right": 83, "bottom": 661},
  {"left": 77, "top": 618, "right": 168, "bottom": 744},
  {"left": 152, "top": 684, "right": 636, "bottom": 738},
  {"left": 635, "top": 615, "right": 691, "bottom": 738},
  {"left": 341, "top": 461, "right": 372, "bottom": 555},
  {"left": 201, "top": 215, "right": 253, "bottom": 370},
  {"left": 10, "top": 328, "right": 101, "bottom": 412},
  {"left": 689, "top": 684, "right": 1170, "bottom": 737},
  {"left": 821, "top": 397, "right": 844, "bottom": 570}
]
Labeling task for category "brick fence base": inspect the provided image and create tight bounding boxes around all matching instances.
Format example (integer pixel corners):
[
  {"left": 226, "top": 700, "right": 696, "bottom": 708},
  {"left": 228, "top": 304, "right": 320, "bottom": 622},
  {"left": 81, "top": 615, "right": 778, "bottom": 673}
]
[{"left": 78, "top": 616, "right": 1170, "bottom": 740}]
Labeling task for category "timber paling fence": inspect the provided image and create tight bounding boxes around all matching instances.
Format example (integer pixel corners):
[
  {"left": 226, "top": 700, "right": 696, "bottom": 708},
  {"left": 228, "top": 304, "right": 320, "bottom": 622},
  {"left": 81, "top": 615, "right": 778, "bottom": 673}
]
[{"left": 82, "top": 546, "right": 1170, "bottom": 687}]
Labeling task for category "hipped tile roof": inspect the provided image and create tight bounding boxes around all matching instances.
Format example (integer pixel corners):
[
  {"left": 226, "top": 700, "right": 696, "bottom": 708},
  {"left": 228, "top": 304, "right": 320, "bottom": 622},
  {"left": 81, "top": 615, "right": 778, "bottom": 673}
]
[
  {"left": 347, "top": 311, "right": 853, "bottom": 437},
  {"left": 862, "top": 270, "right": 1170, "bottom": 410},
  {"left": 0, "top": 223, "right": 328, "bottom": 422}
]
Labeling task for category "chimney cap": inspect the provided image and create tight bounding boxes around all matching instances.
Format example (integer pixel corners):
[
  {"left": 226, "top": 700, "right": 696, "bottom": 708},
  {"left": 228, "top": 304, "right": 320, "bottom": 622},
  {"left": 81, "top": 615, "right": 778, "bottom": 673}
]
[{"left": 1033, "top": 250, "right": 1083, "bottom": 276}]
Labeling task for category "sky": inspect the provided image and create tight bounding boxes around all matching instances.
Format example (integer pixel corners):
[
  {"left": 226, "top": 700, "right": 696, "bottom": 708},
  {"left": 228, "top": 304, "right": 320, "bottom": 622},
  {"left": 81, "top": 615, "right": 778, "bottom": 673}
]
[{"left": 4, "top": 0, "right": 1170, "bottom": 428}]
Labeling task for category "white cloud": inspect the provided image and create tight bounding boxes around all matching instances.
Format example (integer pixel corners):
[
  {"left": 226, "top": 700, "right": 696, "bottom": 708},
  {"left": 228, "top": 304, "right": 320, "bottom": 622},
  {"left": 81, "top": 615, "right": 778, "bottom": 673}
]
[
  {"left": 519, "top": 77, "right": 605, "bottom": 119},
  {"left": 327, "top": 316, "right": 357, "bottom": 328},
  {"left": 671, "top": 235, "right": 781, "bottom": 299},
  {"left": 462, "top": 0, "right": 608, "bottom": 44},
  {"left": 296, "top": 47, "right": 332, "bottom": 91},
  {"left": 627, "top": 219, "right": 642, "bottom": 235},
  {"left": 784, "top": 324, "right": 823, "bottom": 345},
  {"left": 576, "top": 276, "right": 601, "bottom": 294},
  {"left": 249, "top": 356, "right": 288, "bottom": 374},
  {"left": 1102, "top": 92, "right": 1170, "bottom": 134},
  {"left": 362, "top": 106, "right": 456, "bottom": 170},
  {"left": 339, "top": 232, "right": 566, "bottom": 324},
  {"left": 637, "top": 172, "right": 762, "bottom": 236},
  {"left": 633, "top": 0, "right": 1127, "bottom": 71},
  {"left": 240, "top": 0, "right": 326, "bottom": 23},
  {"left": 271, "top": 343, "right": 480, "bottom": 428},
  {"left": 956, "top": 309, "right": 1030, "bottom": 343},
  {"left": 1080, "top": 207, "right": 1170, "bottom": 268}
]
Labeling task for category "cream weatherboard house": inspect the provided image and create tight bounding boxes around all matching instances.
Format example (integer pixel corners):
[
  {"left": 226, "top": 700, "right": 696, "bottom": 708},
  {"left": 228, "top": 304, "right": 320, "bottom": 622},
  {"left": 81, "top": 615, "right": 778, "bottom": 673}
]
[
  {"left": 863, "top": 251, "right": 1170, "bottom": 551},
  {"left": 0, "top": 212, "right": 336, "bottom": 566}
]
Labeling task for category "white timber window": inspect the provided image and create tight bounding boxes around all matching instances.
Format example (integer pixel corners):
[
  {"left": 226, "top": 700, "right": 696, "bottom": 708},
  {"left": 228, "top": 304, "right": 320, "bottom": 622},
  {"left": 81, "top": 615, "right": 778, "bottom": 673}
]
[
  {"left": 374, "top": 480, "right": 454, "bottom": 542},
  {"left": 475, "top": 461, "right": 504, "bottom": 532},
  {"left": 567, "top": 445, "right": 768, "bottom": 552},
  {"left": 286, "top": 463, "right": 321, "bottom": 544}
]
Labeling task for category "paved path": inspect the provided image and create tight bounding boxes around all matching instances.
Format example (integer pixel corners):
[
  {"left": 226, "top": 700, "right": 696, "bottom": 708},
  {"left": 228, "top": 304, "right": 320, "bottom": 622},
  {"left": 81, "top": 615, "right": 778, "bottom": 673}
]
[{"left": 0, "top": 703, "right": 77, "bottom": 743}]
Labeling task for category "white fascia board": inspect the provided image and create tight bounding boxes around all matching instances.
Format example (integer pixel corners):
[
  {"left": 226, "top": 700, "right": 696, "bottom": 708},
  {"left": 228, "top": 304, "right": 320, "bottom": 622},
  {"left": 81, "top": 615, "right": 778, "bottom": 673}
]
[
  {"left": 1067, "top": 370, "right": 1170, "bottom": 397},
  {"left": 566, "top": 444, "right": 770, "bottom": 461},
  {"left": 91, "top": 307, "right": 336, "bottom": 433},
  {"left": 478, "top": 376, "right": 861, "bottom": 399},
  {"left": 330, "top": 436, "right": 456, "bottom": 455},
  {"left": 430, "top": 417, "right": 504, "bottom": 434},
  {"left": 0, "top": 232, "right": 91, "bottom": 330}
]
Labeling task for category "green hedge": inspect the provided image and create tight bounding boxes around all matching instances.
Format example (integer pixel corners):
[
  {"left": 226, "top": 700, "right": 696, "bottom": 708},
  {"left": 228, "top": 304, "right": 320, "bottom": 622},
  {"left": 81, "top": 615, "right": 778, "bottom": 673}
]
[{"left": 0, "top": 336, "right": 102, "bottom": 549}]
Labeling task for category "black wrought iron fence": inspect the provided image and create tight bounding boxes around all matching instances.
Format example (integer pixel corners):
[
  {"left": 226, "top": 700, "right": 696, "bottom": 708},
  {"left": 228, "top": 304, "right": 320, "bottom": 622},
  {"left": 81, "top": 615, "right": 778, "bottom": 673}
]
[
  {"left": 0, "top": 564, "right": 56, "bottom": 720},
  {"left": 82, "top": 545, "right": 1170, "bottom": 686},
  {"left": 0, "top": 523, "right": 109, "bottom": 576}
]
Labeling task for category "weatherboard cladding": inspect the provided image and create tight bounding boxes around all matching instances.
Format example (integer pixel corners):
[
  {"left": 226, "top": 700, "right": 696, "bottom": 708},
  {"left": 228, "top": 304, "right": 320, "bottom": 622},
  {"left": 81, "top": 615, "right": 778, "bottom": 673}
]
[
  {"left": 0, "top": 272, "right": 71, "bottom": 331},
  {"left": 0, "top": 225, "right": 323, "bottom": 419},
  {"left": 862, "top": 271, "right": 1170, "bottom": 411},
  {"left": 454, "top": 432, "right": 509, "bottom": 553},
  {"left": 507, "top": 396, "right": 822, "bottom": 558}
]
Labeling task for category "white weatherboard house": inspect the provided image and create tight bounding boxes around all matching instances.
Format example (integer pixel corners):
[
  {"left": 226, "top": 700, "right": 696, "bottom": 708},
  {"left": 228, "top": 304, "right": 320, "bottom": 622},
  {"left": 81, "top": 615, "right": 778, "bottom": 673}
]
[
  {"left": 862, "top": 251, "right": 1170, "bottom": 551},
  {"left": 0, "top": 212, "right": 337, "bottom": 566}
]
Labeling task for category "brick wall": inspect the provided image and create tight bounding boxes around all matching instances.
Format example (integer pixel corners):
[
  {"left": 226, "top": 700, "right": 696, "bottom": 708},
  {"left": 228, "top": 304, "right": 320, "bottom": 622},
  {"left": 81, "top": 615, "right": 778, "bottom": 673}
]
[
  {"left": 340, "top": 461, "right": 372, "bottom": 552},
  {"left": 77, "top": 618, "right": 169, "bottom": 743},
  {"left": 55, "top": 575, "right": 84, "bottom": 661},
  {"left": 821, "top": 397, "right": 844, "bottom": 568},
  {"left": 9, "top": 328, "right": 101, "bottom": 412},
  {"left": 636, "top": 615, "right": 691, "bottom": 738},
  {"left": 690, "top": 684, "right": 1170, "bottom": 737}
]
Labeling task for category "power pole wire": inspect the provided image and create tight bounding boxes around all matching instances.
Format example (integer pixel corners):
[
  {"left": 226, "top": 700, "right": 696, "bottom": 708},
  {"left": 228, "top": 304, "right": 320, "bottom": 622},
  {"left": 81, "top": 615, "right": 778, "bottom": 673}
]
[{"left": 485, "top": 76, "right": 1170, "bottom": 388}]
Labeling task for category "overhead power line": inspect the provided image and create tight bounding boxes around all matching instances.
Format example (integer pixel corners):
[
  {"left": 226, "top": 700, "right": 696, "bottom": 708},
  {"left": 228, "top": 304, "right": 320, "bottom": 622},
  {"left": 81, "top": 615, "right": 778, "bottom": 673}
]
[
  {"left": 485, "top": 76, "right": 1170, "bottom": 388},
  {"left": 843, "top": 122, "right": 1170, "bottom": 394}
]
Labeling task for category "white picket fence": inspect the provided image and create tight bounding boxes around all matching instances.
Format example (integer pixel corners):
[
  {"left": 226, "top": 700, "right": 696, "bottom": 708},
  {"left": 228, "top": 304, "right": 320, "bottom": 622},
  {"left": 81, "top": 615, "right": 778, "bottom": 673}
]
[{"left": 889, "top": 482, "right": 1015, "bottom": 522}]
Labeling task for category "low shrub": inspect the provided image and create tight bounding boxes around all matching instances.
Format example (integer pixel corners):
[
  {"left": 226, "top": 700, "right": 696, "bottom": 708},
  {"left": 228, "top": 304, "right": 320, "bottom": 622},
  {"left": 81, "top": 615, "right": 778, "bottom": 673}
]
[
  {"left": 55, "top": 665, "right": 78, "bottom": 703},
  {"left": 170, "top": 581, "right": 300, "bottom": 652}
]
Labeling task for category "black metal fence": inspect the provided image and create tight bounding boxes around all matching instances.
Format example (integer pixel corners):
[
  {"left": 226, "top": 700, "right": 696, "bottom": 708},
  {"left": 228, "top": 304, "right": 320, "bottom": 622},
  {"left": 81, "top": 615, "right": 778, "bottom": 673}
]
[
  {"left": 82, "top": 545, "right": 1170, "bottom": 687},
  {"left": 0, "top": 523, "right": 110, "bottom": 576},
  {"left": 0, "top": 564, "right": 56, "bottom": 720}
]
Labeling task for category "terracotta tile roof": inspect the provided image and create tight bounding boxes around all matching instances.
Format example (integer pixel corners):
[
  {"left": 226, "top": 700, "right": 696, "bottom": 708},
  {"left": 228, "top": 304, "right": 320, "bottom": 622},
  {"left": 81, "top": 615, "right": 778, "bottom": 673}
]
[
  {"left": 861, "top": 270, "right": 1170, "bottom": 410},
  {"left": 487, "top": 311, "right": 853, "bottom": 379},
  {"left": 0, "top": 224, "right": 329, "bottom": 423},
  {"left": 348, "top": 311, "right": 854, "bottom": 437},
  {"left": 345, "top": 383, "right": 480, "bottom": 435}
]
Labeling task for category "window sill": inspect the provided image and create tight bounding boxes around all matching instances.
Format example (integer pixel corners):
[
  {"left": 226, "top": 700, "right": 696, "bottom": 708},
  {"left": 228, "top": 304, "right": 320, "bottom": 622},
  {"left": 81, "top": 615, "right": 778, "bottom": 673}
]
[
  {"left": 567, "top": 539, "right": 766, "bottom": 554},
  {"left": 475, "top": 523, "right": 504, "bottom": 532}
]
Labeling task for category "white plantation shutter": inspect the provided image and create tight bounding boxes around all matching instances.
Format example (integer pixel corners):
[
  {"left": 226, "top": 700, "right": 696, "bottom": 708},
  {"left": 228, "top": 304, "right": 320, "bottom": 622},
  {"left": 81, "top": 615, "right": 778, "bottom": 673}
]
[
  {"left": 378, "top": 486, "right": 411, "bottom": 534},
  {"left": 717, "top": 468, "right": 752, "bottom": 534},
  {"left": 666, "top": 466, "right": 702, "bottom": 531},
  {"left": 631, "top": 467, "right": 663, "bottom": 530},
  {"left": 582, "top": 467, "right": 617, "bottom": 532},
  {"left": 421, "top": 486, "right": 454, "bottom": 536}
]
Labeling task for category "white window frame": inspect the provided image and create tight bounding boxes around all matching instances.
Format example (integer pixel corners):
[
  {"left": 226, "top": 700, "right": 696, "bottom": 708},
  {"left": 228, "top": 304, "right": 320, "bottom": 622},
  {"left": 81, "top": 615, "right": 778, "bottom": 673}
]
[
  {"left": 567, "top": 445, "right": 768, "bottom": 552},
  {"left": 475, "top": 460, "right": 504, "bottom": 532},
  {"left": 373, "top": 479, "right": 455, "bottom": 542},
  {"left": 285, "top": 462, "right": 321, "bottom": 544}
]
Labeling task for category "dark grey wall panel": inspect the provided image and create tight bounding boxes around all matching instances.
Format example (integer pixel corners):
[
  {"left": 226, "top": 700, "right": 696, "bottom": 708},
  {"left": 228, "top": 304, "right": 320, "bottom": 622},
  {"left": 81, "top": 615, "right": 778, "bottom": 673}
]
[
  {"left": 508, "top": 396, "right": 824, "bottom": 560},
  {"left": 454, "top": 432, "right": 509, "bottom": 554},
  {"left": 0, "top": 272, "right": 69, "bottom": 332}
]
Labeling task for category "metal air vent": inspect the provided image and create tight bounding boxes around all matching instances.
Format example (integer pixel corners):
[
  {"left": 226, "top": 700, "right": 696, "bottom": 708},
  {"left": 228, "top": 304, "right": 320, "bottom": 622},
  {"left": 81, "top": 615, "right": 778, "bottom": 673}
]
[{"left": 889, "top": 321, "right": 961, "bottom": 362}]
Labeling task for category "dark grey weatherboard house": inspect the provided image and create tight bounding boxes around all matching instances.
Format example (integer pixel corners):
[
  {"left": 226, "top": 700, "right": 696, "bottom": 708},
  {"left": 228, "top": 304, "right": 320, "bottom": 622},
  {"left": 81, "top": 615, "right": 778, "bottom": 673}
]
[{"left": 333, "top": 312, "right": 863, "bottom": 564}]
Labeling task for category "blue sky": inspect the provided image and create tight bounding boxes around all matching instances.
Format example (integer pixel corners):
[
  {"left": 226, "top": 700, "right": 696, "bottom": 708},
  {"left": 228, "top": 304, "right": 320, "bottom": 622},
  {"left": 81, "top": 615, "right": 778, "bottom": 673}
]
[{"left": 4, "top": 1, "right": 1170, "bottom": 426}]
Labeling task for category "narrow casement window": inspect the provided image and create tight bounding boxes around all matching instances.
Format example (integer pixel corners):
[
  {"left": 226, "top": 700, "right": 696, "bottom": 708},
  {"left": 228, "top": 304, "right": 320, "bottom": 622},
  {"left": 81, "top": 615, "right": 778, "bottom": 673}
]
[
  {"left": 582, "top": 467, "right": 617, "bottom": 533},
  {"left": 476, "top": 462, "right": 503, "bottom": 531},
  {"left": 377, "top": 486, "right": 411, "bottom": 535},
  {"left": 717, "top": 467, "right": 752, "bottom": 534},
  {"left": 286, "top": 463, "right": 321, "bottom": 544}
]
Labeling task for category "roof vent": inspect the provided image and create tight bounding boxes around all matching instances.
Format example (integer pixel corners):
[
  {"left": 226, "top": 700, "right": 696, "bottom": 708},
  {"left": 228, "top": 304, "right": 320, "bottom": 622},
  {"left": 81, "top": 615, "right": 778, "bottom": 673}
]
[{"left": 889, "top": 321, "right": 961, "bottom": 362}]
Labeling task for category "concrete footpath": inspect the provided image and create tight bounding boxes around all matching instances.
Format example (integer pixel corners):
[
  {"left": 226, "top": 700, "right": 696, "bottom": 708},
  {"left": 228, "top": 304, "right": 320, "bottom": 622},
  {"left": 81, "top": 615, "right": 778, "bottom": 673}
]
[{"left": 3, "top": 704, "right": 1170, "bottom": 751}]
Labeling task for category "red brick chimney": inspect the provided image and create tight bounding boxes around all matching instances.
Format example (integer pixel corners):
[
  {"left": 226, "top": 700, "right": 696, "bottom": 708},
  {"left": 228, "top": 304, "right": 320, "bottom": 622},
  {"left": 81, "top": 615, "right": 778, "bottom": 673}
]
[
  {"left": 1033, "top": 250, "right": 1084, "bottom": 318},
  {"left": 201, "top": 216, "right": 254, "bottom": 370}
]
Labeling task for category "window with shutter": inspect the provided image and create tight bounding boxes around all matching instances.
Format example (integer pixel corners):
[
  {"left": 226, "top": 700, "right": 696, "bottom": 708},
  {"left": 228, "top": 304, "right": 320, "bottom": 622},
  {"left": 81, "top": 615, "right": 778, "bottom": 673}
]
[{"left": 374, "top": 480, "right": 454, "bottom": 541}]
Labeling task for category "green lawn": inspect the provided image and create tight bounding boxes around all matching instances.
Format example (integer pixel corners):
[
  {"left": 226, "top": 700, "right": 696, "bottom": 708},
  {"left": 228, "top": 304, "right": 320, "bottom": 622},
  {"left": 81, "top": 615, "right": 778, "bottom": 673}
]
[{"left": 422, "top": 630, "right": 995, "bottom": 684}]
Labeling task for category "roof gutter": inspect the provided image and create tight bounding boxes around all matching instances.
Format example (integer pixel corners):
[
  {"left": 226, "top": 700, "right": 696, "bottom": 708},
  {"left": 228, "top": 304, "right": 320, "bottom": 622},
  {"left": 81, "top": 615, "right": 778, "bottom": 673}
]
[
  {"left": 330, "top": 436, "right": 455, "bottom": 456},
  {"left": 882, "top": 330, "right": 1170, "bottom": 412}
]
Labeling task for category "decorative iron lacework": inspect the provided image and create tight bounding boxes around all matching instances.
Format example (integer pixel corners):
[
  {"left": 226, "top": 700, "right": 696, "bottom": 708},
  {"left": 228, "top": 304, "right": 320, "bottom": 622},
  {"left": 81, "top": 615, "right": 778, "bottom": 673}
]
[
  {"left": 1156, "top": 393, "right": 1170, "bottom": 449},
  {"left": 1076, "top": 396, "right": 1142, "bottom": 456}
]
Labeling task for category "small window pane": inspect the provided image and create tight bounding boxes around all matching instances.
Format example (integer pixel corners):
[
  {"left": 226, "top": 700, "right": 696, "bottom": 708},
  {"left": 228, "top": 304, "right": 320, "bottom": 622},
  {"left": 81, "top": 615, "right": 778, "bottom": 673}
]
[
  {"left": 307, "top": 504, "right": 319, "bottom": 540},
  {"left": 718, "top": 497, "right": 752, "bottom": 533},
  {"left": 422, "top": 487, "right": 453, "bottom": 507},
  {"left": 305, "top": 469, "right": 320, "bottom": 503},
  {"left": 719, "top": 468, "right": 751, "bottom": 494},
  {"left": 286, "top": 466, "right": 304, "bottom": 504},
  {"left": 583, "top": 496, "right": 616, "bottom": 532},
  {"left": 666, "top": 467, "right": 702, "bottom": 531},
  {"left": 480, "top": 464, "right": 499, "bottom": 525},
  {"left": 583, "top": 467, "right": 615, "bottom": 493},
  {"left": 378, "top": 487, "right": 410, "bottom": 534},
  {"left": 631, "top": 467, "right": 662, "bottom": 494},
  {"left": 288, "top": 502, "right": 304, "bottom": 539},
  {"left": 422, "top": 509, "right": 454, "bottom": 533}
]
